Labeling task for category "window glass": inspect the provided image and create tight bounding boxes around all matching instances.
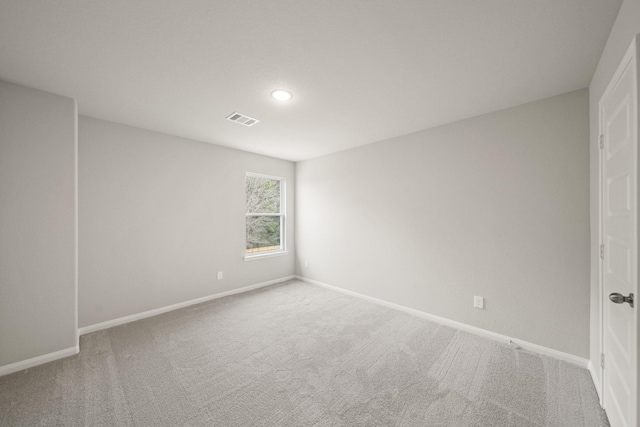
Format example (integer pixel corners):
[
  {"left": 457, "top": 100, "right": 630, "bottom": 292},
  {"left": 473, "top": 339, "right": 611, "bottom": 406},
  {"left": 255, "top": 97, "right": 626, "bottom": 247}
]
[
  {"left": 246, "top": 176, "right": 280, "bottom": 214},
  {"left": 245, "top": 174, "right": 284, "bottom": 255}
]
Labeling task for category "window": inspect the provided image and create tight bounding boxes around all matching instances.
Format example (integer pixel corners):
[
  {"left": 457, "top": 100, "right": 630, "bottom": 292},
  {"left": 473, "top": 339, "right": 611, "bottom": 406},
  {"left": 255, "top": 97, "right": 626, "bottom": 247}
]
[{"left": 245, "top": 173, "right": 285, "bottom": 258}]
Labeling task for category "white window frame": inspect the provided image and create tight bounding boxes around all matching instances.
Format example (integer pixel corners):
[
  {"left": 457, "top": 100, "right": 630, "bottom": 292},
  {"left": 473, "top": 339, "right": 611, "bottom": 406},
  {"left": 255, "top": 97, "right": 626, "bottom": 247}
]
[{"left": 244, "top": 172, "right": 287, "bottom": 261}]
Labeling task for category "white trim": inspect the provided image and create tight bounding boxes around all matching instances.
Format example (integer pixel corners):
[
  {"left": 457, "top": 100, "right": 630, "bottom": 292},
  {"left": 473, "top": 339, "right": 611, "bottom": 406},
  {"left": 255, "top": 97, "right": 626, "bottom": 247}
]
[
  {"left": 588, "top": 361, "right": 603, "bottom": 403},
  {"left": 245, "top": 171, "right": 284, "bottom": 181},
  {"left": 295, "top": 276, "right": 589, "bottom": 368},
  {"left": 0, "top": 345, "right": 79, "bottom": 377},
  {"left": 73, "top": 99, "right": 79, "bottom": 347},
  {"left": 596, "top": 65, "right": 606, "bottom": 409},
  {"left": 244, "top": 250, "right": 289, "bottom": 261},
  {"left": 246, "top": 213, "right": 281, "bottom": 217},
  {"left": 79, "top": 276, "right": 295, "bottom": 335}
]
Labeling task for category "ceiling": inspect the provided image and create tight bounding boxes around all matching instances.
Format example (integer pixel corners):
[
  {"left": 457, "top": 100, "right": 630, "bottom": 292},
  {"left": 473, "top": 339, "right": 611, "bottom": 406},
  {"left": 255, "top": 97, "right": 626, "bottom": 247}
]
[{"left": 0, "top": 1, "right": 622, "bottom": 161}]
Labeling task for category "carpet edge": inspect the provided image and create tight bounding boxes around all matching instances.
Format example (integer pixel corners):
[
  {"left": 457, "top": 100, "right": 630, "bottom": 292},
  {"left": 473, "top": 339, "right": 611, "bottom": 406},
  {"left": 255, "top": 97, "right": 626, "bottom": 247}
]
[
  {"left": 78, "top": 275, "right": 296, "bottom": 336},
  {"left": 0, "top": 345, "right": 80, "bottom": 377},
  {"left": 295, "top": 275, "right": 590, "bottom": 369}
]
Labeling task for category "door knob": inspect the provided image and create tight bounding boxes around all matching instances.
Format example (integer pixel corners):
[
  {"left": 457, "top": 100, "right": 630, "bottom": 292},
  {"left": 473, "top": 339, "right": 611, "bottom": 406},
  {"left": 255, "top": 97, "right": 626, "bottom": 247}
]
[{"left": 609, "top": 293, "right": 634, "bottom": 308}]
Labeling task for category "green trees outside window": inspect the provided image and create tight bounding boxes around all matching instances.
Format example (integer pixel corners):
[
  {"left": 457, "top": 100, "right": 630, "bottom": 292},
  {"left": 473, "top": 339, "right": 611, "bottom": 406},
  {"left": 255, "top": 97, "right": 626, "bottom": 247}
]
[{"left": 246, "top": 174, "right": 284, "bottom": 254}]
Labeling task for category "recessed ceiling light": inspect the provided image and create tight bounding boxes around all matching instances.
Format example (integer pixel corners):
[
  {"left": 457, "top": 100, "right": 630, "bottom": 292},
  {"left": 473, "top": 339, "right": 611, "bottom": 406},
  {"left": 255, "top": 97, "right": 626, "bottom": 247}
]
[{"left": 271, "top": 89, "right": 293, "bottom": 101}]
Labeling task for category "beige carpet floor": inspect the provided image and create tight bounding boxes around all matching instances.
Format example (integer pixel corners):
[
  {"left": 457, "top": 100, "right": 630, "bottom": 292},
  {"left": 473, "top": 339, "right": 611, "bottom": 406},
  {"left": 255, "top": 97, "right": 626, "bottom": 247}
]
[{"left": 0, "top": 279, "right": 608, "bottom": 426}]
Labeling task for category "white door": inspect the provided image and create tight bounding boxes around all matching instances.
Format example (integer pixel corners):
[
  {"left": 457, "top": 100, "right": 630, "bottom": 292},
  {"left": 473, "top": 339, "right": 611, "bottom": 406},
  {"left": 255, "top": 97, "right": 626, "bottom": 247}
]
[{"left": 600, "top": 35, "right": 639, "bottom": 427}]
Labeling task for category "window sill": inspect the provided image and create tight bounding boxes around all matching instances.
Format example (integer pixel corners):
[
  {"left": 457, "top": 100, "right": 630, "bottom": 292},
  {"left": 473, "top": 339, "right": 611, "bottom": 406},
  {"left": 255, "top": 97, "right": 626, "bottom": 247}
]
[{"left": 244, "top": 250, "right": 289, "bottom": 262}]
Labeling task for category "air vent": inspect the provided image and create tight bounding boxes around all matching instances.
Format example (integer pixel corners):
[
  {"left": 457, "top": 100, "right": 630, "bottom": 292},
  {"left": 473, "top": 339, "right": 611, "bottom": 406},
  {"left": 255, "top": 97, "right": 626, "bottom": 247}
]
[{"left": 226, "top": 111, "right": 260, "bottom": 127}]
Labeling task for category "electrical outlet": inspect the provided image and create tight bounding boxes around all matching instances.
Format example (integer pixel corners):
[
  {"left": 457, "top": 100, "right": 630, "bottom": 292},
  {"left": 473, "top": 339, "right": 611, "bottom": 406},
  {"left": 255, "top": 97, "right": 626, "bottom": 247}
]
[
  {"left": 217, "top": 271, "right": 223, "bottom": 280},
  {"left": 304, "top": 260, "right": 309, "bottom": 268},
  {"left": 474, "top": 296, "right": 484, "bottom": 309}
]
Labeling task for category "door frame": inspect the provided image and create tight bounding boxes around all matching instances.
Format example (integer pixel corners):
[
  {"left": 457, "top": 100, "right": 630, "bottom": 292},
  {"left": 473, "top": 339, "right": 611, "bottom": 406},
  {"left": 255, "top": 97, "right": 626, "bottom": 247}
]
[{"left": 598, "top": 33, "right": 639, "bottom": 426}]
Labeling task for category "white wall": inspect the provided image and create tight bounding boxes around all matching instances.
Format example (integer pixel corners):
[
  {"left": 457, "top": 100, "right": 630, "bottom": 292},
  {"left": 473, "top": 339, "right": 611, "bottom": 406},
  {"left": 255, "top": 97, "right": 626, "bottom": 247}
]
[
  {"left": 78, "top": 117, "right": 295, "bottom": 328},
  {"left": 296, "top": 89, "right": 590, "bottom": 357},
  {"left": 588, "top": 0, "right": 640, "bottom": 388},
  {"left": 0, "top": 81, "right": 77, "bottom": 367}
]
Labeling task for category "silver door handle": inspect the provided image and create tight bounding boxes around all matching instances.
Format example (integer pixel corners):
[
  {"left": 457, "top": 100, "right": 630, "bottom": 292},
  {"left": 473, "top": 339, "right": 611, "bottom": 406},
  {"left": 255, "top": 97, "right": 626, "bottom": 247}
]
[{"left": 609, "top": 293, "right": 634, "bottom": 308}]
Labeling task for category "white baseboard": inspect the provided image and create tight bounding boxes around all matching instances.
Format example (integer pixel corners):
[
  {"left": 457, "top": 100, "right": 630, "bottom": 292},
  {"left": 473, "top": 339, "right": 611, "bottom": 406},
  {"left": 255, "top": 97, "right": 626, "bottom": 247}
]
[
  {"left": 79, "top": 276, "right": 295, "bottom": 335},
  {"left": 0, "top": 345, "right": 79, "bottom": 377},
  {"left": 295, "top": 275, "right": 589, "bottom": 368},
  {"left": 588, "top": 361, "right": 603, "bottom": 404}
]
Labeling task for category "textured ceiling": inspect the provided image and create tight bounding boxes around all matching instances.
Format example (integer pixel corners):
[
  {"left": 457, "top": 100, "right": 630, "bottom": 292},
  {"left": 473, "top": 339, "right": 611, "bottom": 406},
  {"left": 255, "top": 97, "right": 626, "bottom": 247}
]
[{"left": 0, "top": 1, "right": 622, "bottom": 161}]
